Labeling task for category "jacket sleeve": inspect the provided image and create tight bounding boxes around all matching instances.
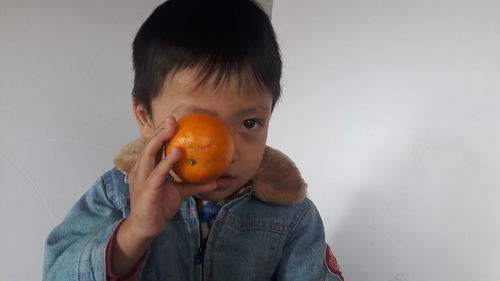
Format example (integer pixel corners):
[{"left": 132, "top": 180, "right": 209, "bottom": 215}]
[
  {"left": 275, "top": 199, "right": 345, "bottom": 281},
  {"left": 43, "top": 175, "right": 125, "bottom": 281}
]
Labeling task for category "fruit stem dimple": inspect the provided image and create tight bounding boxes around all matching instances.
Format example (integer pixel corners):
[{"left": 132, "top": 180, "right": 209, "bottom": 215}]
[{"left": 188, "top": 159, "right": 197, "bottom": 166}]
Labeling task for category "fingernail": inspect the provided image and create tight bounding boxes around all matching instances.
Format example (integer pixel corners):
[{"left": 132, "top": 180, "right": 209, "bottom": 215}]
[
  {"left": 163, "top": 116, "right": 170, "bottom": 123},
  {"left": 162, "top": 116, "right": 172, "bottom": 124},
  {"left": 163, "top": 120, "right": 173, "bottom": 128}
]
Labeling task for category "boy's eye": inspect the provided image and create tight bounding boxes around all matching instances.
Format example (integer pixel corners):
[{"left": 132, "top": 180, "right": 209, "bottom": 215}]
[{"left": 242, "top": 119, "right": 261, "bottom": 130}]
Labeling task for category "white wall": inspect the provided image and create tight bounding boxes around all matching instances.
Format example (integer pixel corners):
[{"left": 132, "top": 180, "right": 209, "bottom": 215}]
[
  {"left": 270, "top": 0, "right": 500, "bottom": 280},
  {"left": 1, "top": 0, "right": 499, "bottom": 280},
  {"left": 0, "top": 1, "right": 161, "bottom": 279}
]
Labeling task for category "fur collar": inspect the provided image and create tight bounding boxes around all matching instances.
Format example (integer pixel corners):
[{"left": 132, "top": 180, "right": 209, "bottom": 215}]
[{"left": 114, "top": 138, "right": 307, "bottom": 205}]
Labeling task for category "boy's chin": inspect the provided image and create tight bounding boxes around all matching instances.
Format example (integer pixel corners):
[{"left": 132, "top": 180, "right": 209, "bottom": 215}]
[{"left": 169, "top": 170, "right": 245, "bottom": 201}]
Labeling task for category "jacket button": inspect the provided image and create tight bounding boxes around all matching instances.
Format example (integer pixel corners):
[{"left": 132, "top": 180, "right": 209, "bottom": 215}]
[{"left": 194, "top": 247, "right": 204, "bottom": 264}]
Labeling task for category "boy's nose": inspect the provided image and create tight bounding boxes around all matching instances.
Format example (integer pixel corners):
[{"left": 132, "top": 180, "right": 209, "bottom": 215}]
[
  {"left": 227, "top": 129, "right": 238, "bottom": 164},
  {"left": 230, "top": 139, "right": 238, "bottom": 164},
  {"left": 231, "top": 148, "right": 238, "bottom": 163}
]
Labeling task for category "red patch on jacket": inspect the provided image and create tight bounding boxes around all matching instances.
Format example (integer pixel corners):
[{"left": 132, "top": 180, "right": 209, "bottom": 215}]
[{"left": 325, "top": 244, "right": 344, "bottom": 281}]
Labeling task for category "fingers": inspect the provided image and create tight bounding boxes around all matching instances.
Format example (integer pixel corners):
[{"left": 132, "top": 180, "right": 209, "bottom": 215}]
[
  {"left": 146, "top": 147, "right": 217, "bottom": 201},
  {"left": 142, "top": 116, "right": 176, "bottom": 160},
  {"left": 148, "top": 146, "right": 218, "bottom": 200},
  {"left": 135, "top": 116, "right": 177, "bottom": 177},
  {"left": 147, "top": 147, "right": 182, "bottom": 189}
]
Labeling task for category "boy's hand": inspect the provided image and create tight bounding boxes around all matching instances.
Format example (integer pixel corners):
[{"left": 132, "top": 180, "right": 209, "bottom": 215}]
[
  {"left": 126, "top": 115, "right": 218, "bottom": 238},
  {"left": 112, "top": 116, "right": 217, "bottom": 277}
]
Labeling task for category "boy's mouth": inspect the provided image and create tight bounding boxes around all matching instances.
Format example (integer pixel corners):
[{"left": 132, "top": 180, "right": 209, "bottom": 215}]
[
  {"left": 215, "top": 174, "right": 235, "bottom": 190},
  {"left": 220, "top": 173, "right": 234, "bottom": 178}
]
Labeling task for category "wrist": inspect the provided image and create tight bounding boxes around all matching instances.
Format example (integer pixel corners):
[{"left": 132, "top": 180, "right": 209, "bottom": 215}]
[
  {"left": 111, "top": 218, "right": 153, "bottom": 277},
  {"left": 120, "top": 216, "right": 158, "bottom": 243}
]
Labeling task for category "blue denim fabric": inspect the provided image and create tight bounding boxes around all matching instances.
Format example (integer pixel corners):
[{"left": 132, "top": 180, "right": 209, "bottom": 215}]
[{"left": 43, "top": 167, "right": 342, "bottom": 281}]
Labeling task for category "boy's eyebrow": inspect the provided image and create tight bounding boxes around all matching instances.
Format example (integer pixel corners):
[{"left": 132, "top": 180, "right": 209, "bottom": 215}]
[
  {"left": 174, "top": 105, "right": 270, "bottom": 117},
  {"left": 235, "top": 105, "right": 271, "bottom": 116}
]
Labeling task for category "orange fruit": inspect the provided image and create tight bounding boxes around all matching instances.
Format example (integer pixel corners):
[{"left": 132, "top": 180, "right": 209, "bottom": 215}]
[{"left": 165, "top": 113, "right": 234, "bottom": 183}]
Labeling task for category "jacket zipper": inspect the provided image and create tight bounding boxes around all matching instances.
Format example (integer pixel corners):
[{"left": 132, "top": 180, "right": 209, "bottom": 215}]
[
  {"left": 190, "top": 197, "right": 204, "bottom": 281},
  {"left": 193, "top": 190, "right": 253, "bottom": 281}
]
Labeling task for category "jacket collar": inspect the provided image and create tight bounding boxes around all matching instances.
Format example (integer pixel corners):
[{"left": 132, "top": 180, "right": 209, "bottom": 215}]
[{"left": 114, "top": 138, "right": 307, "bottom": 205}]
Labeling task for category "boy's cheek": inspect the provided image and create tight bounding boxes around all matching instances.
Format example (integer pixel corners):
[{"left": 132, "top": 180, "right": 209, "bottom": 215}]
[
  {"left": 243, "top": 149, "right": 266, "bottom": 175},
  {"left": 236, "top": 129, "right": 268, "bottom": 148}
]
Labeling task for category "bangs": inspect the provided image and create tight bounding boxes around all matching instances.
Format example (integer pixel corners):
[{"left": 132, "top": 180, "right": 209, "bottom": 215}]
[{"left": 169, "top": 58, "right": 268, "bottom": 95}]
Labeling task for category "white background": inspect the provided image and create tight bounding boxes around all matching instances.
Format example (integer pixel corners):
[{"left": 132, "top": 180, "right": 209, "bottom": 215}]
[{"left": 1, "top": 0, "right": 499, "bottom": 280}]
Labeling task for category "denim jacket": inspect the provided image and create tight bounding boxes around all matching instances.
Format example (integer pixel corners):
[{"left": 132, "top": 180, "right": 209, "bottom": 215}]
[{"left": 43, "top": 138, "right": 344, "bottom": 281}]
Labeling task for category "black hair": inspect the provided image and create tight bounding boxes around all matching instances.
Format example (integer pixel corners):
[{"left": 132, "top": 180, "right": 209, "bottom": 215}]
[{"left": 132, "top": 0, "right": 282, "bottom": 116}]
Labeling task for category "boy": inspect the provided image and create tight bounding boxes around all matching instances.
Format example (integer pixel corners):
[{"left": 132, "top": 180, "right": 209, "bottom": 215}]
[{"left": 43, "top": 0, "right": 344, "bottom": 280}]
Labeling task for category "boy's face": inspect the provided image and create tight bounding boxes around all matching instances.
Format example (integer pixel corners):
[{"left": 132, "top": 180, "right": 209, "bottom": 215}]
[{"left": 133, "top": 69, "right": 273, "bottom": 201}]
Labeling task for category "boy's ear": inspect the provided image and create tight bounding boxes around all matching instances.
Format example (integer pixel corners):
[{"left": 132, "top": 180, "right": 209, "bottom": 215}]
[{"left": 132, "top": 98, "right": 155, "bottom": 138}]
